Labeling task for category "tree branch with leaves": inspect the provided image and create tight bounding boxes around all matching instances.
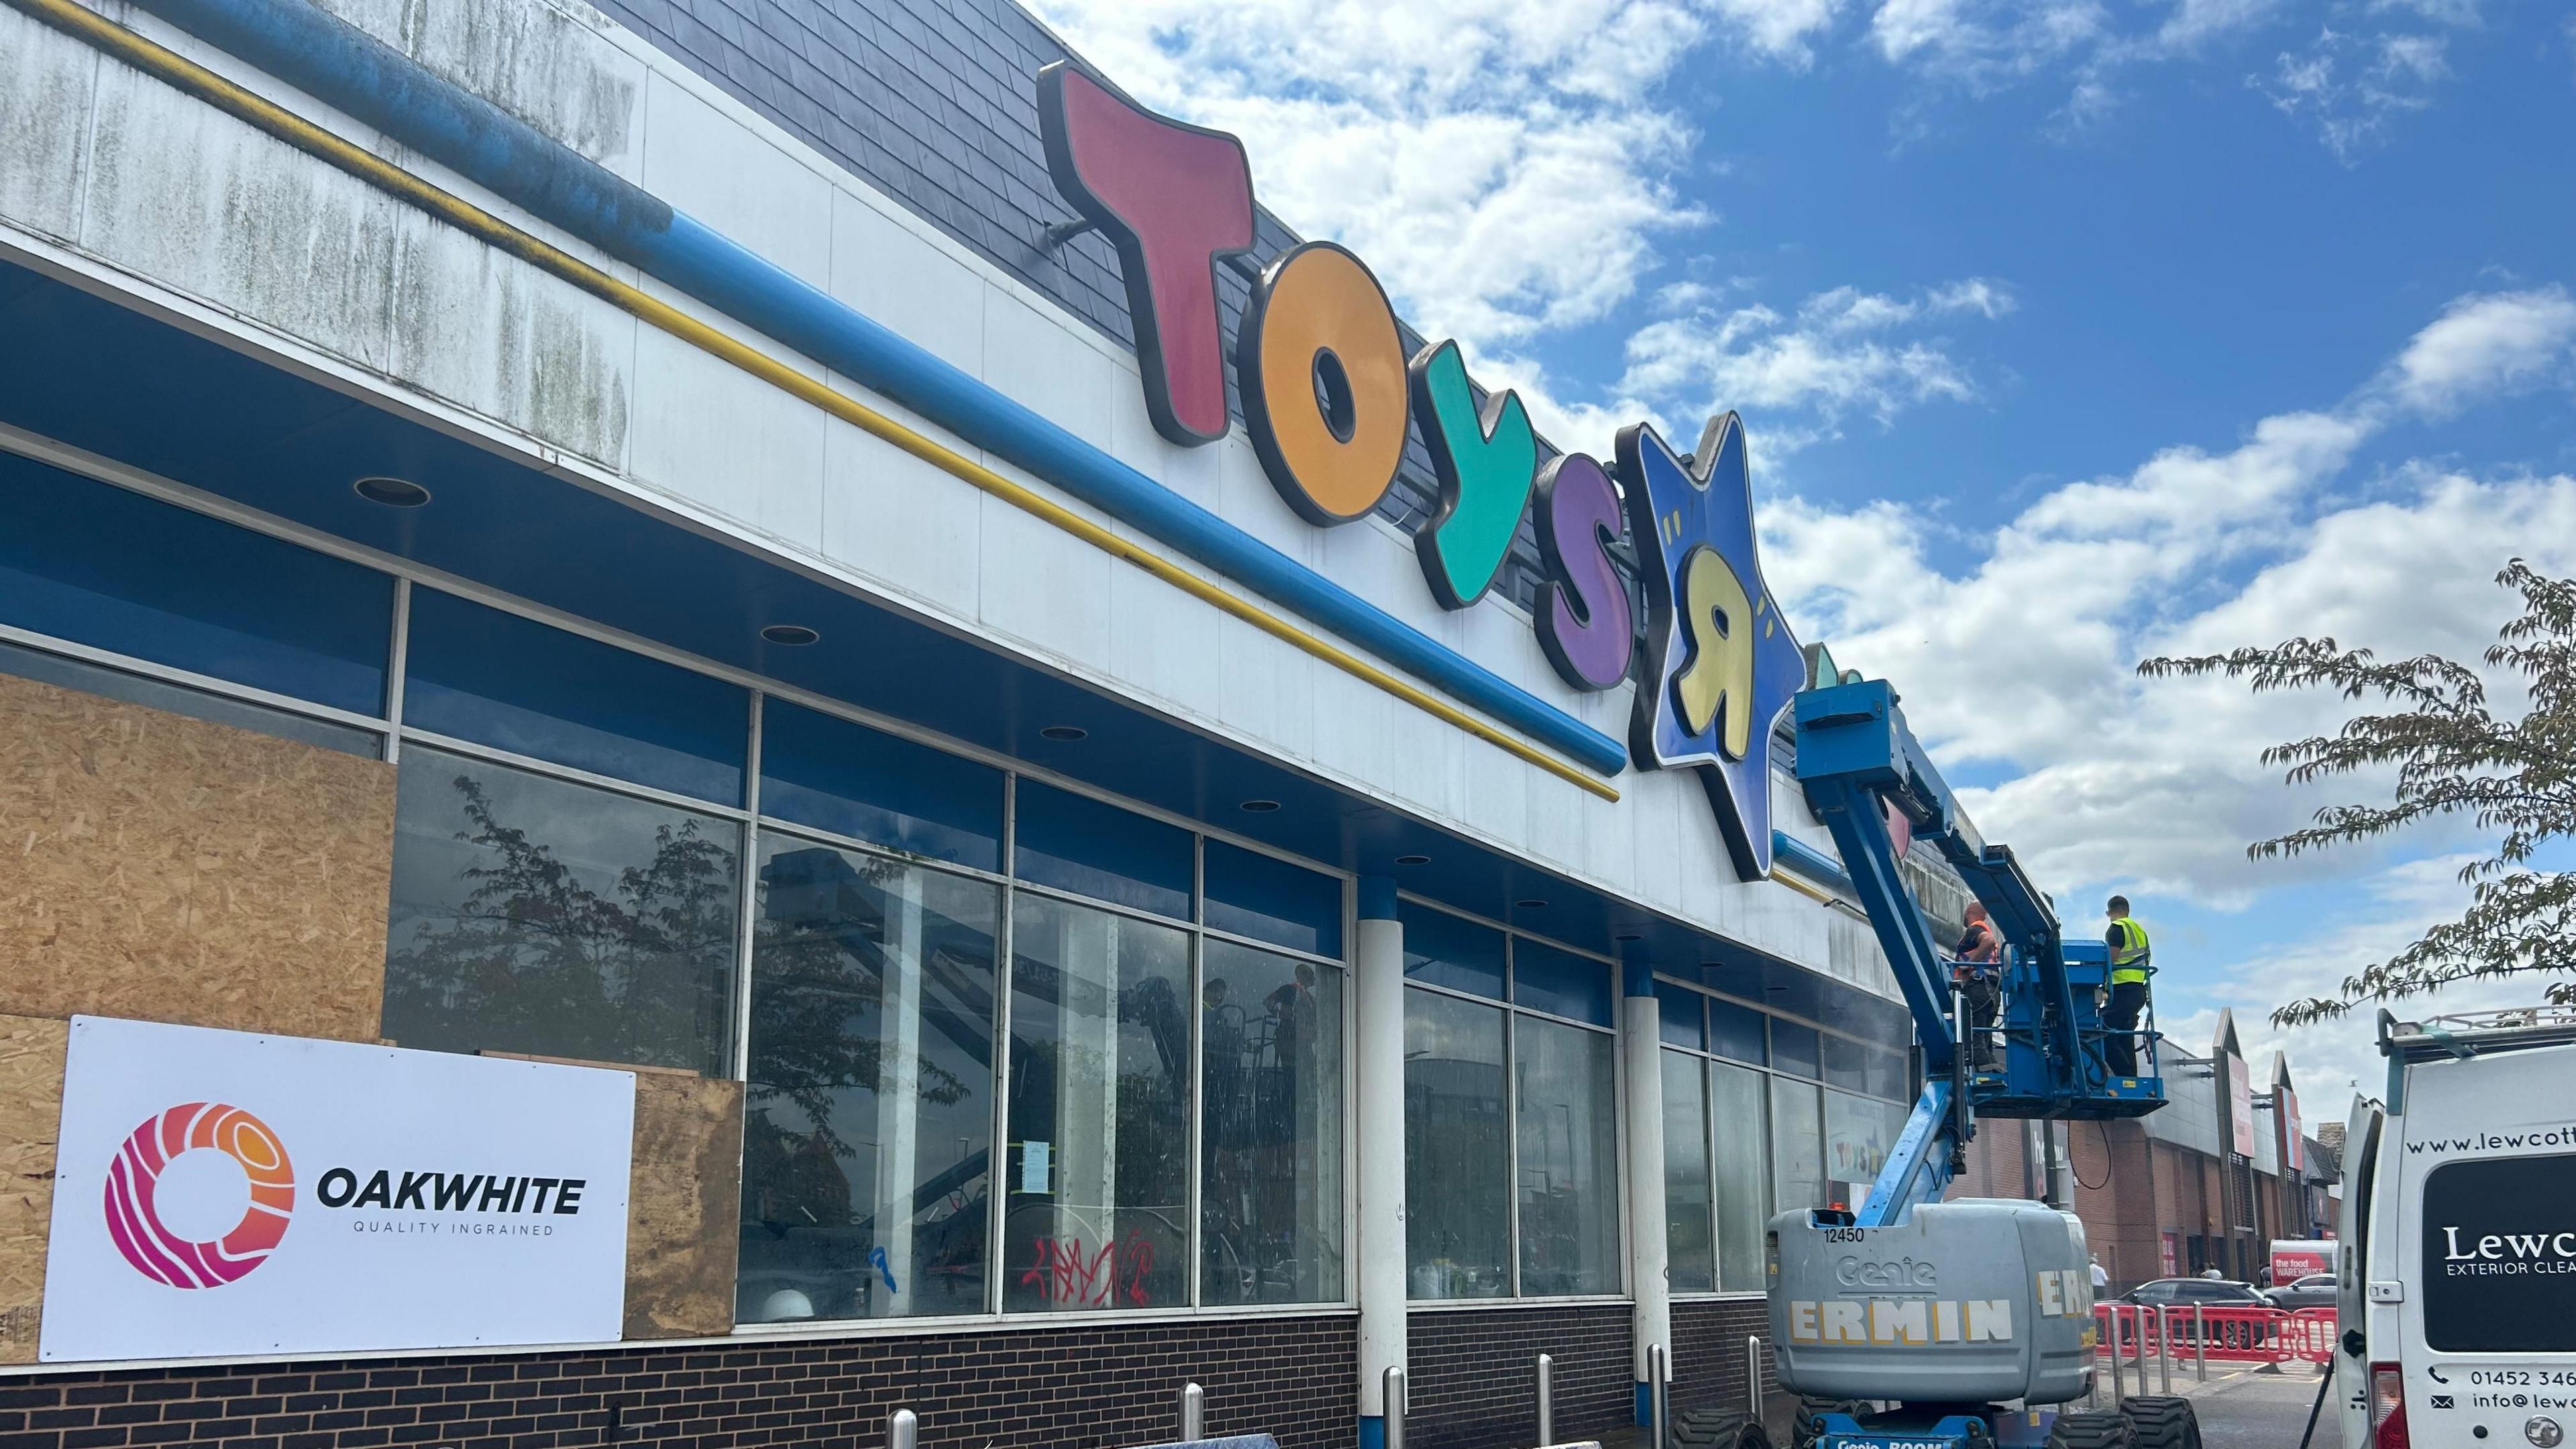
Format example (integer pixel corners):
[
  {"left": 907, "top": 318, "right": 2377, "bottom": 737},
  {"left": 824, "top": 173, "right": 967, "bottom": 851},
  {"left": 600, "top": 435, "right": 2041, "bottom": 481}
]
[{"left": 2138, "top": 561, "right": 2576, "bottom": 1026}]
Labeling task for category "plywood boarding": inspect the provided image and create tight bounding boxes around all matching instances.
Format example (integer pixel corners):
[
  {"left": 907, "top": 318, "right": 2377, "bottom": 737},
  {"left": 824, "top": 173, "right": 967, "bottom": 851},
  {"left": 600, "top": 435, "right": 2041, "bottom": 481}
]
[
  {"left": 0, "top": 1014, "right": 68, "bottom": 1364},
  {"left": 624, "top": 1073, "right": 743, "bottom": 1339},
  {"left": 0, "top": 674, "right": 395, "bottom": 1041}
]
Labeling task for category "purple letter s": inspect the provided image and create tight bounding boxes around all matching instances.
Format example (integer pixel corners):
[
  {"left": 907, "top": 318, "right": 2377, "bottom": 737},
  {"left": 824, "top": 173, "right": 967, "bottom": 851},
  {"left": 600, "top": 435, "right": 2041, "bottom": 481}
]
[{"left": 1533, "top": 452, "right": 1634, "bottom": 692}]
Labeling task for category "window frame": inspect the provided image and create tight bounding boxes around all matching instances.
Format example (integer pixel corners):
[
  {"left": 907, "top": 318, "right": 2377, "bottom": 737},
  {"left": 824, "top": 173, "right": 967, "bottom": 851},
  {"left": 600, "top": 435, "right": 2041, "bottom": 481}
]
[
  {"left": 1652, "top": 971, "right": 1924, "bottom": 1301},
  {"left": 1396, "top": 893, "right": 1627, "bottom": 1306},
  {"left": 0, "top": 439, "right": 1366, "bottom": 1334}
]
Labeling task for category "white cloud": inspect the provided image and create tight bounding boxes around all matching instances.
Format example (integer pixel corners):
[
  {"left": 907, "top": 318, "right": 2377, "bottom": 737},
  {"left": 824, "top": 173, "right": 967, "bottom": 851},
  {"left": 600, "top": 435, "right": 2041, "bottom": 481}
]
[
  {"left": 1759, "top": 285, "right": 2576, "bottom": 918},
  {"left": 2161, "top": 853, "right": 2533, "bottom": 1106},
  {"left": 1028, "top": 0, "right": 1711, "bottom": 350},
  {"left": 2383, "top": 286, "right": 2576, "bottom": 415},
  {"left": 2252, "top": 25, "right": 2455, "bottom": 161},
  {"left": 1711, "top": 0, "right": 1847, "bottom": 62},
  {"left": 1605, "top": 278, "right": 2015, "bottom": 451}
]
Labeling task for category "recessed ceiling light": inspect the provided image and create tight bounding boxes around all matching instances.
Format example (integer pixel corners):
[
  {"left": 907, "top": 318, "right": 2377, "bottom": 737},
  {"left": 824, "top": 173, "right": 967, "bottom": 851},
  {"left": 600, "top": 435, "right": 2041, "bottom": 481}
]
[
  {"left": 759, "top": 624, "right": 820, "bottom": 646},
  {"left": 1515, "top": 898, "right": 1548, "bottom": 910},
  {"left": 354, "top": 476, "right": 430, "bottom": 508},
  {"left": 1240, "top": 799, "right": 1282, "bottom": 813},
  {"left": 1038, "top": 725, "right": 1088, "bottom": 742},
  {"left": 1395, "top": 853, "right": 1431, "bottom": 867}
]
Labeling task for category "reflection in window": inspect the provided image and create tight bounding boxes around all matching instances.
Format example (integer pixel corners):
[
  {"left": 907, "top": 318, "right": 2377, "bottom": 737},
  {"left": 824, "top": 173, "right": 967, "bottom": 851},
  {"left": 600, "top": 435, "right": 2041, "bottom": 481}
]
[
  {"left": 1662, "top": 1051, "right": 1714, "bottom": 1293},
  {"left": 1004, "top": 896, "right": 1189, "bottom": 1311},
  {"left": 382, "top": 747, "right": 739, "bottom": 1075},
  {"left": 1517, "top": 1016, "right": 1620, "bottom": 1295},
  {"left": 1825, "top": 1089, "right": 1909, "bottom": 1208},
  {"left": 1770, "top": 1076, "right": 1824, "bottom": 1215},
  {"left": 1404, "top": 987, "right": 1509, "bottom": 1298},
  {"left": 736, "top": 842, "right": 997, "bottom": 1324},
  {"left": 1200, "top": 941, "right": 1344, "bottom": 1305},
  {"left": 1710, "top": 1061, "right": 1770, "bottom": 1292}
]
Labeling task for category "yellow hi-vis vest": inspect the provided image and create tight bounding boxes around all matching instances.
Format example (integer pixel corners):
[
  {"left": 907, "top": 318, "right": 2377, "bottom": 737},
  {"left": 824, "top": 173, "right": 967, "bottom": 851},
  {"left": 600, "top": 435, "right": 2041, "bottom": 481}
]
[{"left": 2109, "top": 918, "right": 2151, "bottom": 985}]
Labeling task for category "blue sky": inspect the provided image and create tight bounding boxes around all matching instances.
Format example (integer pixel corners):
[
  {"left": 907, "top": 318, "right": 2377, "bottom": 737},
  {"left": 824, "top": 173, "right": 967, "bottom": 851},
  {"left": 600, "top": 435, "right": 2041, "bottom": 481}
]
[{"left": 1032, "top": 0, "right": 2576, "bottom": 1103}]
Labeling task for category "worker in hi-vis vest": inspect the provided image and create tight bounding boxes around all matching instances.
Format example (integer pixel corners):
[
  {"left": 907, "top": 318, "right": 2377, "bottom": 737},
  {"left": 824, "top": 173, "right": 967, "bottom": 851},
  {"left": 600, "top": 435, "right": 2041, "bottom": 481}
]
[{"left": 2102, "top": 895, "right": 2151, "bottom": 1076}]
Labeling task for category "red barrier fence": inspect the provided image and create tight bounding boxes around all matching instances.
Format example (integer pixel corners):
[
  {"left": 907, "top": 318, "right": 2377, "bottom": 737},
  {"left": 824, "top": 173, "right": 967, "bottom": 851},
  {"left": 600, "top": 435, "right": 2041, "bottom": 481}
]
[{"left": 2094, "top": 1303, "right": 2337, "bottom": 1366}]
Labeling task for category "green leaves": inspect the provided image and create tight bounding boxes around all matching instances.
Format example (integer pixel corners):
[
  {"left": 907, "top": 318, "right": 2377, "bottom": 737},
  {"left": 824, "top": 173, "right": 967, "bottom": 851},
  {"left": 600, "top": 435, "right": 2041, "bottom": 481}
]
[{"left": 2139, "top": 560, "right": 2576, "bottom": 1026}]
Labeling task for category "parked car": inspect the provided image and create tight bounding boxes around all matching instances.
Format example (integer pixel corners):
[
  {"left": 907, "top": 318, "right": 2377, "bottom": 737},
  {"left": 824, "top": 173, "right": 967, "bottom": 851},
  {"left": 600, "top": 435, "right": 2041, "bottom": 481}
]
[
  {"left": 2266, "top": 1272, "right": 2337, "bottom": 1311},
  {"left": 2121, "top": 1277, "right": 2277, "bottom": 1309}
]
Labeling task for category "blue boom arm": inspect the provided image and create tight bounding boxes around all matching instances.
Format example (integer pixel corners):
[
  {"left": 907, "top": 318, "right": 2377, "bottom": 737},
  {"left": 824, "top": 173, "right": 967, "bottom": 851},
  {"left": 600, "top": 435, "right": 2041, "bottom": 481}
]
[{"left": 1791, "top": 680, "right": 2163, "bottom": 1227}]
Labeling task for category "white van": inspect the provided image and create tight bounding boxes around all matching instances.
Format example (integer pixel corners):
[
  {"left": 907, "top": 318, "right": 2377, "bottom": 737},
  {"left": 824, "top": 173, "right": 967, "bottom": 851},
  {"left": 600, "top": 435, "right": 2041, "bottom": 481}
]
[{"left": 2339, "top": 1008, "right": 2576, "bottom": 1449}]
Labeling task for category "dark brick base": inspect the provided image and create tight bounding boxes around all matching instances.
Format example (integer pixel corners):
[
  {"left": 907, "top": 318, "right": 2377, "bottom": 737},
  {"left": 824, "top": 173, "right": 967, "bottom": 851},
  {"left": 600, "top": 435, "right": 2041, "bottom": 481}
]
[
  {"left": 0, "top": 1315, "right": 1356, "bottom": 1449},
  {"left": 1403, "top": 1305, "right": 1629, "bottom": 1449},
  {"left": 1670, "top": 1299, "right": 1772, "bottom": 1416}
]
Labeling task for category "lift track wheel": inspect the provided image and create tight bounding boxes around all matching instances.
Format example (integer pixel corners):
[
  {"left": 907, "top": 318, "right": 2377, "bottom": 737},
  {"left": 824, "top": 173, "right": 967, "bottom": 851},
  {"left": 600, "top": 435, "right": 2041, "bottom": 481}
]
[
  {"left": 2119, "top": 1397, "right": 2201, "bottom": 1449},
  {"left": 2043, "top": 1411, "right": 2137, "bottom": 1449}
]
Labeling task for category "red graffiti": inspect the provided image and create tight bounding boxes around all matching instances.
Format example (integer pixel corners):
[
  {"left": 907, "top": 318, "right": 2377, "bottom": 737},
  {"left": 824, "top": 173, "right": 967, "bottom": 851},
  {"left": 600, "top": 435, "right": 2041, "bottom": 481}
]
[{"left": 1020, "top": 1230, "right": 1157, "bottom": 1307}]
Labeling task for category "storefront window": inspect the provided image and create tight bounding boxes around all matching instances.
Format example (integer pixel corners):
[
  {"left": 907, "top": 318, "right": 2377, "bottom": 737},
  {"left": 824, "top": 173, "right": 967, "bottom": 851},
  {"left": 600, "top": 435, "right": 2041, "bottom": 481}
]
[
  {"left": 1013, "top": 781, "right": 1192, "bottom": 921},
  {"left": 758, "top": 700, "right": 1003, "bottom": 871},
  {"left": 1003, "top": 895, "right": 1190, "bottom": 1311},
  {"left": 737, "top": 842, "right": 998, "bottom": 1323},
  {"left": 1662, "top": 1051, "right": 1714, "bottom": 1292},
  {"left": 1200, "top": 939, "right": 1344, "bottom": 1305},
  {"left": 1516, "top": 1016, "right": 1620, "bottom": 1295},
  {"left": 1404, "top": 987, "right": 1511, "bottom": 1297},
  {"left": 1203, "top": 841, "right": 1343, "bottom": 959},
  {"left": 0, "top": 451, "right": 393, "bottom": 715},
  {"left": 382, "top": 747, "right": 739, "bottom": 1075},
  {"left": 1710, "top": 1061, "right": 1770, "bottom": 1291},
  {"left": 402, "top": 589, "right": 747, "bottom": 806},
  {"left": 1825, "top": 1089, "right": 1910, "bottom": 1211},
  {"left": 1709, "top": 998, "right": 1768, "bottom": 1065},
  {"left": 1770, "top": 1075, "right": 1825, "bottom": 1214}
]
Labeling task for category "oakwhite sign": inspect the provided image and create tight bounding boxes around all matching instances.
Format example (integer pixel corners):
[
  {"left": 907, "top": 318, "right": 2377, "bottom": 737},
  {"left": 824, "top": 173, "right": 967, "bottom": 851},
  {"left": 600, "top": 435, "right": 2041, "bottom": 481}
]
[{"left": 42, "top": 1017, "right": 635, "bottom": 1363}]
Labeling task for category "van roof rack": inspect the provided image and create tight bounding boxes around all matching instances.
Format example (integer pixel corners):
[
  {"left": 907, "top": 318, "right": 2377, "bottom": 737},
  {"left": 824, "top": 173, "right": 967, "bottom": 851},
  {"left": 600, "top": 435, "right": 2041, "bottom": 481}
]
[{"left": 2379, "top": 1005, "right": 2576, "bottom": 1065}]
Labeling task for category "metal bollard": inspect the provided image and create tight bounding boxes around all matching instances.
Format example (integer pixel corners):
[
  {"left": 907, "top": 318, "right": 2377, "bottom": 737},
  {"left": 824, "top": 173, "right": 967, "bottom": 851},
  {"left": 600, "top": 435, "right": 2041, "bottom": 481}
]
[
  {"left": 1385, "top": 1366, "right": 1407, "bottom": 1449},
  {"left": 1536, "top": 1354, "right": 1554, "bottom": 1447},
  {"left": 888, "top": 1408, "right": 918, "bottom": 1449},
  {"left": 1746, "top": 1336, "right": 1764, "bottom": 1417},
  {"left": 1181, "top": 1382, "right": 1203, "bottom": 1442},
  {"left": 2109, "top": 1309, "right": 2127, "bottom": 1404},
  {"left": 2195, "top": 1305, "right": 2208, "bottom": 1382},
  {"left": 2157, "top": 1307, "right": 2174, "bottom": 1395},
  {"left": 1650, "top": 1343, "right": 1671, "bottom": 1449},
  {"left": 2133, "top": 1307, "right": 2152, "bottom": 1397}
]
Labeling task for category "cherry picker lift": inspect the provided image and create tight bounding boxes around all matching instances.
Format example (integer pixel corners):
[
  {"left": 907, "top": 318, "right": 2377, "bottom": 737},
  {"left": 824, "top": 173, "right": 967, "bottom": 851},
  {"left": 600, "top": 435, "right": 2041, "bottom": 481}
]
[{"left": 1744, "top": 678, "right": 2188, "bottom": 1449}]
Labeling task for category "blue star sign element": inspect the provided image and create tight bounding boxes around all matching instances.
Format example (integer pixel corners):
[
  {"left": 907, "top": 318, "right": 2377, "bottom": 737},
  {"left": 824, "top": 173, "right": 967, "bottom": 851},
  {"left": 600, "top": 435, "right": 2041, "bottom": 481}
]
[{"left": 1615, "top": 413, "right": 1807, "bottom": 882}]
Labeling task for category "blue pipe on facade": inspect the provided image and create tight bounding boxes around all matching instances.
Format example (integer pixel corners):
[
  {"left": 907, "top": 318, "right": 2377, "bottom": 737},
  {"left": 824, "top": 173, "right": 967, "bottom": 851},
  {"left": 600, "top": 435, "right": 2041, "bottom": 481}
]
[
  {"left": 1772, "top": 830, "right": 1857, "bottom": 897},
  {"left": 125, "top": 0, "right": 1632, "bottom": 778}
]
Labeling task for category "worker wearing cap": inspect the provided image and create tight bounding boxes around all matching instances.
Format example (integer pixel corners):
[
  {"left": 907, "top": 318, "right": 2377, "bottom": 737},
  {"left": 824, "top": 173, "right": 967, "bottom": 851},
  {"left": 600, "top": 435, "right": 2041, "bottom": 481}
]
[{"left": 2103, "top": 895, "right": 2151, "bottom": 1076}]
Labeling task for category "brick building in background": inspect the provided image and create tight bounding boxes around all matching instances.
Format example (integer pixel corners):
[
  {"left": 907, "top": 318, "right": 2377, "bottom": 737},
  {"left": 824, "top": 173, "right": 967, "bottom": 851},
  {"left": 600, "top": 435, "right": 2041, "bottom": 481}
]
[{"left": 1959, "top": 1010, "right": 2342, "bottom": 1290}]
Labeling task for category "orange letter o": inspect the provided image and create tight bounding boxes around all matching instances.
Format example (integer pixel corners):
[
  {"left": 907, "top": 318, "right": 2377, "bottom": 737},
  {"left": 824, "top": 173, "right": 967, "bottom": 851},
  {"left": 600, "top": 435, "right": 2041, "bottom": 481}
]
[{"left": 1238, "top": 241, "right": 1410, "bottom": 526}]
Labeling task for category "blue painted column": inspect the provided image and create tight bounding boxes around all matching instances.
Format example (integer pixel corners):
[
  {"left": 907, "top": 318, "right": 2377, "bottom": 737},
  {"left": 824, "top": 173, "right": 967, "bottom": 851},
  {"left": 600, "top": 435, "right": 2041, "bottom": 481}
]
[
  {"left": 1355, "top": 876, "right": 1405, "bottom": 1449},
  {"left": 1621, "top": 949, "right": 1668, "bottom": 1427}
]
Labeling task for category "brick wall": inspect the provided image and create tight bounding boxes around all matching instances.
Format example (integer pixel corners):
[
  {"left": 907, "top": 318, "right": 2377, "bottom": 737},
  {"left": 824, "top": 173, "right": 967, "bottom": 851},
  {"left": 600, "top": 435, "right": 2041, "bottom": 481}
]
[
  {"left": 0, "top": 1314, "right": 1355, "bottom": 1449},
  {"left": 1404, "top": 1305, "right": 1629, "bottom": 1449},
  {"left": 1670, "top": 1300, "right": 1770, "bottom": 1417}
]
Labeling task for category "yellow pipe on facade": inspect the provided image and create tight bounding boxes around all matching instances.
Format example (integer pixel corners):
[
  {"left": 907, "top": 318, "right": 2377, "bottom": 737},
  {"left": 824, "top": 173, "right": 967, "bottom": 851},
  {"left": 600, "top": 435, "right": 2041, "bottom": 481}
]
[{"left": 14, "top": 0, "right": 1622, "bottom": 803}]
